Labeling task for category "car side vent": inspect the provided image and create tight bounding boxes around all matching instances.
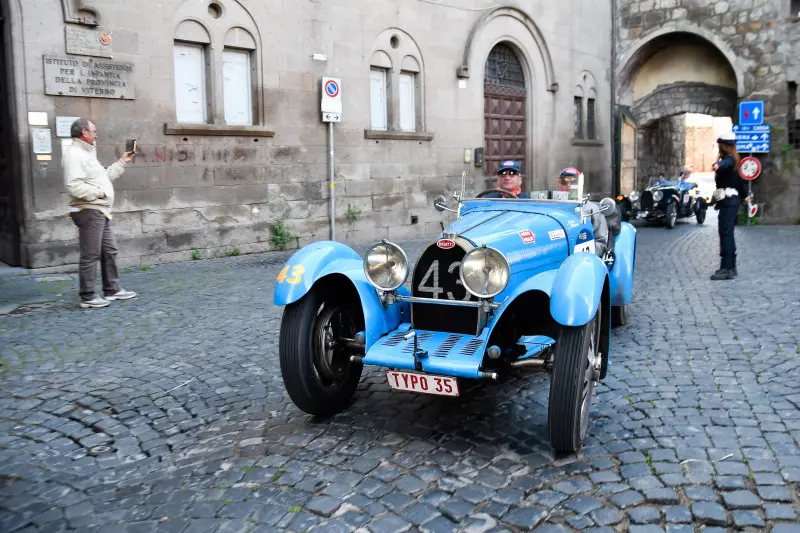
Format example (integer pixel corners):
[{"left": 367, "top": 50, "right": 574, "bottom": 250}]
[
  {"left": 401, "top": 331, "right": 434, "bottom": 353},
  {"left": 432, "top": 334, "right": 462, "bottom": 358},
  {"left": 382, "top": 332, "right": 406, "bottom": 346},
  {"left": 462, "top": 339, "right": 484, "bottom": 356}
]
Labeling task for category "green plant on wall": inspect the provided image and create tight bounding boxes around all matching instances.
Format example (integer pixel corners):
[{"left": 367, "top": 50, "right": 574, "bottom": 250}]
[
  {"left": 346, "top": 203, "right": 362, "bottom": 224},
  {"left": 270, "top": 220, "right": 295, "bottom": 251},
  {"left": 191, "top": 249, "right": 201, "bottom": 260}
]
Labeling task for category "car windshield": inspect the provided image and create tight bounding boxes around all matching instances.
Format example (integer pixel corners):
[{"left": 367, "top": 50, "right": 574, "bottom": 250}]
[{"left": 648, "top": 176, "right": 673, "bottom": 188}]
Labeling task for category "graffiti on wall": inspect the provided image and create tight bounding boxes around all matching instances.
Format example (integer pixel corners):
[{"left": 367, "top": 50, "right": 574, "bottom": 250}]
[{"left": 113, "top": 145, "right": 259, "bottom": 165}]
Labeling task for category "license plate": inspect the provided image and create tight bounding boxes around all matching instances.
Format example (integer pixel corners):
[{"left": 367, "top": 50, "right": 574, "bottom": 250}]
[{"left": 385, "top": 370, "right": 459, "bottom": 397}]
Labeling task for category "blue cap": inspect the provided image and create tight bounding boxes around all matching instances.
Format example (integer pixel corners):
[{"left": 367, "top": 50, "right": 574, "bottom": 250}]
[{"left": 497, "top": 160, "right": 521, "bottom": 174}]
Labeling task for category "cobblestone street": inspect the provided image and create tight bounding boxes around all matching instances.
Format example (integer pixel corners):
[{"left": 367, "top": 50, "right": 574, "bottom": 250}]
[{"left": 1, "top": 217, "right": 799, "bottom": 533}]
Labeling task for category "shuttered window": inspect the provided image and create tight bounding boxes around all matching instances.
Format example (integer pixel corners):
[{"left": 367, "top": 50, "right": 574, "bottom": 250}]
[
  {"left": 370, "top": 68, "right": 388, "bottom": 131},
  {"left": 173, "top": 44, "right": 207, "bottom": 123},
  {"left": 222, "top": 49, "right": 252, "bottom": 125},
  {"left": 399, "top": 72, "right": 416, "bottom": 132}
]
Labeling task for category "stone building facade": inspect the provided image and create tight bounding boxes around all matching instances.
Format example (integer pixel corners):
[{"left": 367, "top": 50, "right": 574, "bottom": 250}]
[
  {"left": 615, "top": 0, "right": 800, "bottom": 222},
  {"left": 0, "top": 0, "right": 613, "bottom": 268}
]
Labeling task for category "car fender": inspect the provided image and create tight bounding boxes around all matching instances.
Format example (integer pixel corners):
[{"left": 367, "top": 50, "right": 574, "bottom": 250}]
[
  {"left": 610, "top": 222, "right": 636, "bottom": 307},
  {"left": 273, "top": 241, "right": 410, "bottom": 350},
  {"left": 486, "top": 269, "right": 558, "bottom": 331},
  {"left": 549, "top": 252, "right": 608, "bottom": 327}
]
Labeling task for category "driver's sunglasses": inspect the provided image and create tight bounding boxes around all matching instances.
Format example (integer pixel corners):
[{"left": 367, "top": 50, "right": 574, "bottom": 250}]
[{"left": 500, "top": 170, "right": 519, "bottom": 176}]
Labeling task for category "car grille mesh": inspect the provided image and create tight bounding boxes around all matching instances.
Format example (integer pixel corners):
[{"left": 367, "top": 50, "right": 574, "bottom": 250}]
[
  {"left": 640, "top": 191, "right": 653, "bottom": 210},
  {"left": 411, "top": 243, "right": 479, "bottom": 335}
]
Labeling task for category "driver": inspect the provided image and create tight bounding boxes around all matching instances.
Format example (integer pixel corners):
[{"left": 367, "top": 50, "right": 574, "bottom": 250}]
[
  {"left": 482, "top": 160, "right": 531, "bottom": 198},
  {"left": 677, "top": 167, "right": 694, "bottom": 192}
]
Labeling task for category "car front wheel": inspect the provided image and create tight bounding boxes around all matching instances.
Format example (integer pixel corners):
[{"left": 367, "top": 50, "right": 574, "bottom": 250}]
[
  {"left": 548, "top": 309, "right": 602, "bottom": 454},
  {"left": 665, "top": 202, "right": 677, "bottom": 229},
  {"left": 279, "top": 286, "right": 364, "bottom": 417}
]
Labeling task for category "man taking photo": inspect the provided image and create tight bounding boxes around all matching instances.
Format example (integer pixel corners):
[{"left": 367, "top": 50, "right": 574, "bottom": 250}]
[{"left": 64, "top": 118, "right": 137, "bottom": 309}]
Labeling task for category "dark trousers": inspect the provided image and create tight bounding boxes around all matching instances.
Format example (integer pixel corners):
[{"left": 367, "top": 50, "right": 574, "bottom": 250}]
[
  {"left": 70, "top": 209, "right": 120, "bottom": 301},
  {"left": 717, "top": 197, "right": 739, "bottom": 270}
]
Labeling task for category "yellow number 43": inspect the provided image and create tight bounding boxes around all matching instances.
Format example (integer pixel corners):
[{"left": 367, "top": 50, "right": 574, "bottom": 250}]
[{"left": 277, "top": 264, "right": 305, "bottom": 284}]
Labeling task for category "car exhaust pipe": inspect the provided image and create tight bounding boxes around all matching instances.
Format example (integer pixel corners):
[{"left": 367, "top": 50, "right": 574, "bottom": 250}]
[
  {"left": 510, "top": 359, "right": 548, "bottom": 371},
  {"left": 349, "top": 355, "right": 364, "bottom": 364},
  {"left": 478, "top": 371, "right": 498, "bottom": 380}
]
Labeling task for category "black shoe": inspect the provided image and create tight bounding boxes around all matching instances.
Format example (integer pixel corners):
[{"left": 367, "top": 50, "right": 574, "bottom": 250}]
[{"left": 711, "top": 269, "right": 734, "bottom": 280}]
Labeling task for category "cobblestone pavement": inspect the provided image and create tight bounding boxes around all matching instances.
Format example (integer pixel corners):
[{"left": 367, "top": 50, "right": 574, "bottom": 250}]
[{"left": 1, "top": 214, "right": 799, "bottom": 533}]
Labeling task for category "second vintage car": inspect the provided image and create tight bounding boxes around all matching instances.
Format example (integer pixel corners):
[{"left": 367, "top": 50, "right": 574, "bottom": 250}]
[
  {"left": 617, "top": 176, "right": 708, "bottom": 228},
  {"left": 274, "top": 173, "right": 637, "bottom": 454}
]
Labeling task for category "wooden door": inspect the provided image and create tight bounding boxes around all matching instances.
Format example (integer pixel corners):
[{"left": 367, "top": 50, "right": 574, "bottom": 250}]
[{"left": 484, "top": 44, "right": 526, "bottom": 185}]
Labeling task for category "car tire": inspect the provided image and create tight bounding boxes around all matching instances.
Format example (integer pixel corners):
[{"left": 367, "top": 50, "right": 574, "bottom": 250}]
[
  {"left": 548, "top": 309, "right": 601, "bottom": 454},
  {"left": 696, "top": 208, "right": 706, "bottom": 225},
  {"left": 665, "top": 202, "right": 677, "bottom": 229},
  {"left": 279, "top": 286, "right": 364, "bottom": 417},
  {"left": 611, "top": 305, "right": 628, "bottom": 328}
]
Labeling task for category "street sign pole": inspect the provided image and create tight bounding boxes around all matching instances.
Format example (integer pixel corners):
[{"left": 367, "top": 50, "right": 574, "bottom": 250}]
[
  {"left": 738, "top": 156, "right": 761, "bottom": 226},
  {"left": 328, "top": 120, "right": 335, "bottom": 241},
  {"left": 321, "top": 77, "right": 342, "bottom": 241}
]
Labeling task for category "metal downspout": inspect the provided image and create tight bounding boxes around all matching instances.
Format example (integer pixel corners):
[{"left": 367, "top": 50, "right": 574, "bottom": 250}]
[{"left": 610, "top": 0, "right": 619, "bottom": 198}]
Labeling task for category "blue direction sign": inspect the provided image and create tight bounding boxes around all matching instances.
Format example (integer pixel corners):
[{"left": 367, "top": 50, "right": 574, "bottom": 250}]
[
  {"left": 733, "top": 124, "right": 770, "bottom": 153},
  {"left": 739, "top": 101, "right": 764, "bottom": 126}
]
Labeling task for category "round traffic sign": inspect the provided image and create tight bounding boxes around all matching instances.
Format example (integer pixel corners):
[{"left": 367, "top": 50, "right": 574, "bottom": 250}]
[
  {"left": 324, "top": 80, "right": 339, "bottom": 98},
  {"left": 739, "top": 156, "right": 761, "bottom": 181}
]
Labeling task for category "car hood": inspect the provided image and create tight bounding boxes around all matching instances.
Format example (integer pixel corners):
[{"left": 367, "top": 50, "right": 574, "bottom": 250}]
[{"left": 441, "top": 209, "right": 573, "bottom": 272}]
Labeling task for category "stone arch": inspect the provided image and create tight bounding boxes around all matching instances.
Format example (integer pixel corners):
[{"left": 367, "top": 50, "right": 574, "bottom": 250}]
[
  {"left": 633, "top": 82, "right": 737, "bottom": 128},
  {"left": 618, "top": 22, "right": 749, "bottom": 98},
  {"left": 458, "top": 5, "right": 557, "bottom": 92}
]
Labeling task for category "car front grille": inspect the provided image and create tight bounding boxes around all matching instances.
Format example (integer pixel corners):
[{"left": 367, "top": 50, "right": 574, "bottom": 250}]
[
  {"left": 411, "top": 242, "right": 479, "bottom": 335},
  {"left": 640, "top": 191, "right": 654, "bottom": 211}
]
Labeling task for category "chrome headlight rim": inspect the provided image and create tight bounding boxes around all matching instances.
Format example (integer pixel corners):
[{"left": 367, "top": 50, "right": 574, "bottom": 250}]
[
  {"left": 653, "top": 190, "right": 664, "bottom": 202},
  {"left": 459, "top": 245, "right": 510, "bottom": 299},
  {"left": 363, "top": 240, "right": 409, "bottom": 292},
  {"left": 629, "top": 190, "right": 640, "bottom": 202}
]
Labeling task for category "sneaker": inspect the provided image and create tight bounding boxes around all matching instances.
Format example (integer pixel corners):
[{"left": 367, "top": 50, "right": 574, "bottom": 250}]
[
  {"left": 711, "top": 269, "right": 735, "bottom": 281},
  {"left": 105, "top": 289, "right": 137, "bottom": 301},
  {"left": 79, "top": 297, "right": 110, "bottom": 309}
]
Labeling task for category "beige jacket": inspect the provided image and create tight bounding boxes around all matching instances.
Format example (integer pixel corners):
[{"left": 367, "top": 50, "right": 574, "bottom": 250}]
[{"left": 64, "top": 139, "right": 127, "bottom": 218}]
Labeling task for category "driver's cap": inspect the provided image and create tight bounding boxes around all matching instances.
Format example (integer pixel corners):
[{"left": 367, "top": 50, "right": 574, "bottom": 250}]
[
  {"left": 560, "top": 167, "right": 581, "bottom": 177},
  {"left": 717, "top": 132, "right": 736, "bottom": 145},
  {"left": 498, "top": 160, "right": 521, "bottom": 174}
]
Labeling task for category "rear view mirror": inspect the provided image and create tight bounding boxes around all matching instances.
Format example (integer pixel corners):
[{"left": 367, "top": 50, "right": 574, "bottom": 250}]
[{"left": 434, "top": 195, "right": 448, "bottom": 212}]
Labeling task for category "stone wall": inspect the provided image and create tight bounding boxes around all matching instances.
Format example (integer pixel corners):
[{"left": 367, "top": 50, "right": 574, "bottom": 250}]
[
  {"left": 636, "top": 115, "right": 686, "bottom": 188},
  {"left": 7, "top": 0, "right": 614, "bottom": 268},
  {"left": 617, "top": 0, "right": 800, "bottom": 222}
]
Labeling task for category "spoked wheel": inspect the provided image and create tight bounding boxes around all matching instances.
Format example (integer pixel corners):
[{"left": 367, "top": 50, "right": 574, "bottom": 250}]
[
  {"left": 279, "top": 286, "right": 363, "bottom": 417},
  {"left": 665, "top": 203, "right": 677, "bottom": 229},
  {"left": 548, "top": 307, "right": 602, "bottom": 454}
]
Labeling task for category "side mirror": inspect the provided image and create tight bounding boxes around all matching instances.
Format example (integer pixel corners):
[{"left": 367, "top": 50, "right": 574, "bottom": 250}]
[{"left": 434, "top": 195, "right": 450, "bottom": 212}]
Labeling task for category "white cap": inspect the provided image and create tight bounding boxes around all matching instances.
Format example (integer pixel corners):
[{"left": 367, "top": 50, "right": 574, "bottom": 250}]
[{"left": 718, "top": 132, "right": 736, "bottom": 144}]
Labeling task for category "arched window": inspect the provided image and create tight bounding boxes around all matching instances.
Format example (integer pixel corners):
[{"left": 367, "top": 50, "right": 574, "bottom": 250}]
[
  {"left": 484, "top": 43, "right": 525, "bottom": 90},
  {"left": 368, "top": 29, "right": 426, "bottom": 135},
  {"left": 575, "top": 71, "right": 598, "bottom": 141},
  {"left": 172, "top": 1, "right": 262, "bottom": 127}
]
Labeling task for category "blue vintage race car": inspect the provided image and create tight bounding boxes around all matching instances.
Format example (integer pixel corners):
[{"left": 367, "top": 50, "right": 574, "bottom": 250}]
[{"left": 273, "top": 176, "right": 636, "bottom": 453}]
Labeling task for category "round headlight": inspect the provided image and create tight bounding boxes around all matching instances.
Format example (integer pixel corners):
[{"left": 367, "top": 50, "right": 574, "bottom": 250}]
[
  {"left": 653, "top": 190, "right": 663, "bottom": 202},
  {"left": 459, "top": 246, "right": 510, "bottom": 299},
  {"left": 629, "top": 191, "right": 640, "bottom": 202},
  {"left": 364, "top": 241, "right": 409, "bottom": 291}
]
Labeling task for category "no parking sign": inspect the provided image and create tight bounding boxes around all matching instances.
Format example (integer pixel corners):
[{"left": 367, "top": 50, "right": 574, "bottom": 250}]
[{"left": 321, "top": 76, "right": 342, "bottom": 122}]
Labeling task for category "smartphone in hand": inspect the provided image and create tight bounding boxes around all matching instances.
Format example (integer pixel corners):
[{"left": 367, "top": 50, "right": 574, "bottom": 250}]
[{"left": 125, "top": 139, "right": 137, "bottom": 153}]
